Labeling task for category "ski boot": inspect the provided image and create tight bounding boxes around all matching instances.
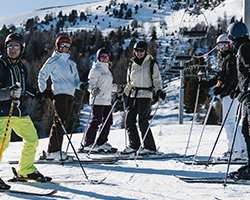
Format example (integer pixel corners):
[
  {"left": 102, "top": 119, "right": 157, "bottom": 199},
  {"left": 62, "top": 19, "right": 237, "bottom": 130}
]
[
  {"left": 9, "top": 167, "right": 52, "bottom": 183},
  {"left": 229, "top": 165, "right": 250, "bottom": 180},
  {"left": 98, "top": 142, "right": 118, "bottom": 153},
  {"left": 0, "top": 178, "right": 11, "bottom": 190}
]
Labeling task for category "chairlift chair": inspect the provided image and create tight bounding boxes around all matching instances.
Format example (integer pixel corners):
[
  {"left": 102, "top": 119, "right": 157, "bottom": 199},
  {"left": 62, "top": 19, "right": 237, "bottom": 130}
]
[{"left": 178, "top": 9, "right": 209, "bottom": 39}]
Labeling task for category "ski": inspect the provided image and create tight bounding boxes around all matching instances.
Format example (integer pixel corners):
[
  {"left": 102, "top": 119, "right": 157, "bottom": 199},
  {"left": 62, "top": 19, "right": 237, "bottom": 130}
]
[
  {"left": 0, "top": 188, "right": 57, "bottom": 196},
  {"left": 10, "top": 166, "right": 106, "bottom": 185},
  {"left": 86, "top": 152, "right": 193, "bottom": 161},
  {"left": 8, "top": 157, "right": 117, "bottom": 165},
  {"left": 183, "top": 159, "right": 248, "bottom": 165},
  {"left": 52, "top": 177, "right": 106, "bottom": 185},
  {"left": 174, "top": 175, "right": 250, "bottom": 185}
]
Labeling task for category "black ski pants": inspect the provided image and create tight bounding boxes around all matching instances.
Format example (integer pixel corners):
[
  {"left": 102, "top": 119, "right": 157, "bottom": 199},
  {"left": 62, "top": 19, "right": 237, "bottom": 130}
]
[
  {"left": 126, "top": 98, "right": 156, "bottom": 151},
  {"left": 47, "top": 94, "right": 74, "bottom": 153}
]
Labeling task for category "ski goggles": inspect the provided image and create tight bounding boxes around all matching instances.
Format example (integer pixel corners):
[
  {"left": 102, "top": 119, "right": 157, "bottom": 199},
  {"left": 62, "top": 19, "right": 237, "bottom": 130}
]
[
  {"left": 134, "top": 48, "right": 145, "bottom": 53},
  {"left": 100, "top": 55, "right": 109, "bottom": 60},
  {"left": 59, "top": 42, "right": 71, "bottom": 48},
  {"left": 216, "top": 42, "right": 229, "bottom": 51},
  {"left": 7, "top": 44, "right": 21, "bottom": 50}
]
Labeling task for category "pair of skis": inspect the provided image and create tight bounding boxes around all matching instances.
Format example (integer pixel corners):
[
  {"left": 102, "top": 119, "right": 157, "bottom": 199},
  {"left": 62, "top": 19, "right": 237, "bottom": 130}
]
[{"left": 0, "top": 167, "right": 106, "bottom": 196}]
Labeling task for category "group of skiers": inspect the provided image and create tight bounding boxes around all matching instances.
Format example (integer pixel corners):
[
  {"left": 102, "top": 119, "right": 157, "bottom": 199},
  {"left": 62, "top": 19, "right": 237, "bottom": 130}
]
[
  {"left": 200, "top": 21, "right": 250, "bottom": 180},
  {"left": 0, "top": 32, "right": 166, "bottom": 189},
  {"left": 2, "top": 20, "right": 250, "bottom": 190}
]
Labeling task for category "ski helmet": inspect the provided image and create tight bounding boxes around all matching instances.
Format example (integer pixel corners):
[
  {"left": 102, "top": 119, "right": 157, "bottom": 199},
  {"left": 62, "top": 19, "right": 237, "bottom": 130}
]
[
  {"left": 4, "top": 33, "right": 25, "bottom": 58},
  {"left": 96, "top": 47, "right": 111, "bottom": 61},
  {"left": 55, "top": 35, "right": 72, "bottom": 50},
  {"left": 133, "top": 41, "right": 148, "bottom": 51},
  {"left": 216, "top": 34, "right": 231, "bottom": 51},
  {"left": 227, "top": 21, "right": 248, "bottom": 41}
]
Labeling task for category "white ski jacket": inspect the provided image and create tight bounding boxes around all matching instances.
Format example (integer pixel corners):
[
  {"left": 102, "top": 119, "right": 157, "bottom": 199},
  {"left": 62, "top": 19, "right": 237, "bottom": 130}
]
[
  {"left": 124, "top": 54, "right": 163, "bottom": 98},
  {"left": 88, "top": 61, "right": 117, "bottom": 105},
  {"left": 38, "top": 50, "right": 82, "bottom": 96}
]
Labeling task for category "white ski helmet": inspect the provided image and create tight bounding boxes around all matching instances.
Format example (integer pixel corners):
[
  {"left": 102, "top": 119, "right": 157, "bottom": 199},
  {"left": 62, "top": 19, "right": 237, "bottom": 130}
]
[
  {"left": 216, "top": 34, "right": 231, "bottom": 51},
  {"left": 216, "top": 34, "right": 231, "bottom": 44}
]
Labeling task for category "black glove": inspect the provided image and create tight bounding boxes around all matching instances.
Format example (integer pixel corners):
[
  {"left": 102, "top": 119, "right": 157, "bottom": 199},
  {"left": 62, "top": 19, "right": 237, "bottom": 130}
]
[
  {"left": 36, "top": 89, "right": 54, "bottom": 100},
  {"left": 157, "top": 90, "right": 166, "bottom": 100},
  {"left": 80, "top": 82, "right": 89, "bottom": 90},
  {"left": 213, "top": 87, "right": 221, "bottom": 96},
  {"left": 230, "top": 86, "right": 240, "bottom": 99},
  {"left": 92, "top": 87, "right": 101, "bottom": 96},
  {"left": 43, "top": 89, "right": 54, "bottom": 99}
]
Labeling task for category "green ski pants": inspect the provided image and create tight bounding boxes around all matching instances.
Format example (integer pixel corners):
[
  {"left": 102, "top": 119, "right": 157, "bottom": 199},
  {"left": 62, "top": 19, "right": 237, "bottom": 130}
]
[{"left": 0, "top": 116, "right": 38, "bottom": 175}]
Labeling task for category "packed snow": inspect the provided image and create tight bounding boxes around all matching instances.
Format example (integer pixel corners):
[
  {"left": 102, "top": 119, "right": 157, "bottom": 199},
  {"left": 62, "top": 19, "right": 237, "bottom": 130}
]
[{"left": 0, "top": 78, "right": 249, "bottom": 200}]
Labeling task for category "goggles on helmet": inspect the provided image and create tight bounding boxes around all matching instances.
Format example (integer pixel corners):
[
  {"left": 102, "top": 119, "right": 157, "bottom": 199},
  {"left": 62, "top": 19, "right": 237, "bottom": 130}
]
[
  {"left": 216, "top": 42, "right": 229, "bottom": 51},
  {"left": 59, "top": 42, "right": 71, "bottom": 48}
]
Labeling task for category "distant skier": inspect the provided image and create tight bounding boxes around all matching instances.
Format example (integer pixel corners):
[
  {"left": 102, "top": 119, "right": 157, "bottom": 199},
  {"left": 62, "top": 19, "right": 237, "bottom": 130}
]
[
  {"left": 38, "top": 35, "right": 87, "bottom": 160},
  {"left": 199, "top": 33, "right": 246, "bottom": 161},
  {"left": 79, "top": 47, "right": 119, "bottom": 153},
  {"left": 122, "top": 41, "right": 166, "bottom": 155},
  {"left": 227, "top": 21, "right": 250, "bottom": 179},
  {"left": 0, "top": 33, "right": 52, "bottom": 189}
]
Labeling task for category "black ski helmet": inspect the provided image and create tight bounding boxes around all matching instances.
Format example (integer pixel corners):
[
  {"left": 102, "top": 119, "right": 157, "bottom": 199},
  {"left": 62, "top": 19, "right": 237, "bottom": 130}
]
[
  {"left": 4, "top": 33, "right": 25, "bottom": 58},
  {"left": 96, "top": 47, "right": 111, "bottom": 61},
  {"left": 227, "top": 21, "right": 248, "bottom": 41},
  {"left": 133, "top": 41, "right": 148, "bottom": 51}
]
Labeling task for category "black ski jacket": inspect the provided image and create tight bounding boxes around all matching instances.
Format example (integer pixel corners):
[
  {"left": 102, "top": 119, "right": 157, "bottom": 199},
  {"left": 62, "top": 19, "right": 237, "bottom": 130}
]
[
  {"left": 201, "top": 49, "right": 237, "bottom": 98},
  {"left": 234, "top": 36, "right": 250, "bottom": 93},
  {"left": 0, "top": 55, "right": 38, "bottom": 117}
]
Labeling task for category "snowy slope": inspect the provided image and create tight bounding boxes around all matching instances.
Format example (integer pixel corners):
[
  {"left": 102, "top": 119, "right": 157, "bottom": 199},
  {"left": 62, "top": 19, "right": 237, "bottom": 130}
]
[
  {"left": 0, "top": 0, "right": 243, "bottom": 38},
  {"left": 0, "top": 78, "right": 247, "bottom": 200}
]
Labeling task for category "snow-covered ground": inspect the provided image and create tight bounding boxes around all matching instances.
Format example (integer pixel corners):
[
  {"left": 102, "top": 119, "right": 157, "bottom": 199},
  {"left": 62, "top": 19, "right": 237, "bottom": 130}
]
[{"left": 0, "top": 78, "right": 249, "bottom": 200}]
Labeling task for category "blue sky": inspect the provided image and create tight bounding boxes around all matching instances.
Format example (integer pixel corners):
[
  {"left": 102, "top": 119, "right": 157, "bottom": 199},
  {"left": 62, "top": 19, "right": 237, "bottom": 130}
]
[{"left": 0, "top": 0, "right": 102, "bottom": 18}]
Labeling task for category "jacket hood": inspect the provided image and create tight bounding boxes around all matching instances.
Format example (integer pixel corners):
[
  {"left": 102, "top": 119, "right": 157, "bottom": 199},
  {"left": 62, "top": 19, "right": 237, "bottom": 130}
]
[{"left": 52, "top": 50, "right": 70, "bottom": 60}]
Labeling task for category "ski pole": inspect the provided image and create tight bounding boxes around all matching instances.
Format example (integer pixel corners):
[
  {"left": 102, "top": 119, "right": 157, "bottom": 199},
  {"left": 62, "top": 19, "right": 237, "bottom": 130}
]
[
  {"left": 79, "top": 95, "right": 97, "bottom": 149},
  {"left": 0, "top": 106, "right": 13, "bottom": 160},
  {"left": 191, "top": 95, "right": 216, "bottom": 165},
  {"left": 49, "top": 99, "right": 89, "bottom": 180},
  {"left": 183, "top": 83, "right": 200, "bottom": 159},
  {"left": 205, "top": 98, "right": 235, "bottom": 166},
  {"left": 223, "top": 102, "right": 242, "bottom": 187},
  {"left": 122, "top": 94, "right": 128, "bottom": 148},
  {"left": 65, "top": 89, "right": 85, "bottom": 153},
  {"left": 134, "top": 99, "right": 162, "bottom": 162},
  {"left": 0, "top": 83, "right": 20, "bottom": 160},
  {"left": 87, "top": 99, "right": 118, "bottom": 155}
]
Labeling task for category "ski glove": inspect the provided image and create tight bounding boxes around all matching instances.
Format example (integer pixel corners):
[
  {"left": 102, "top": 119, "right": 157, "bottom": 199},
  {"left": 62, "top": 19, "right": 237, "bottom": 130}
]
[
  {"left": 213, "top": 87, "right": 221, "bottom": 96},
  {"left": 10, "top": 84, "right": 22, "bottom": 99},
  {"left": 157, "top": 90, "right": 166, "bottom": 100},
  {"left": 230, "top": 86, "right": 240, "bottom": 99},
  {"left": 80, "top": 82, "right": 89, "bottom": 91},
  {"left": 92, "top": 87, "right": 101, "bottom": 96},
  {"left": 36, "top": 89, "right": 54, "bottom": 100}
]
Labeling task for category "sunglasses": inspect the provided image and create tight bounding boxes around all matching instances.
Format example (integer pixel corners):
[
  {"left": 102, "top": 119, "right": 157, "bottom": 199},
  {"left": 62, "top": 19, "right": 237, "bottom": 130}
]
[
  {"left": 7, "top": 44, "right": 21, "bottom": 50},
  {"left": 217, "top": 42, "right": 229, "bottom": 51},
  {"left": 100, "top": 55, "right": 109, "bottom": 59},
  {"left": 59, "top": 42, "right": 71, "bottom": 48},
  {"left": 135, "top": 48, "right": 145, "bottom": 53}
]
